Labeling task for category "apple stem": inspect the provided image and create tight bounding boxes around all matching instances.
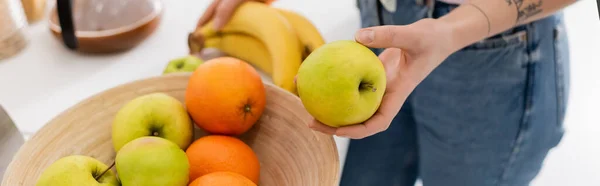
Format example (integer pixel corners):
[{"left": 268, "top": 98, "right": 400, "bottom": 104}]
[
  {"left": 94, "top": 161, "right": 115, "bottom": 181},
  {"left": 360, "top": 83, "right": 377, "bottom": 92}
]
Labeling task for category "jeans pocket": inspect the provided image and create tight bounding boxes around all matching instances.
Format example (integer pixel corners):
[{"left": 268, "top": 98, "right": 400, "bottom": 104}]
[
  {"left": 443, "top": 26, "right": 530, "bottom": 71},
  {"left": 442, "top": 32, "right": 529, "bottom": 72}
]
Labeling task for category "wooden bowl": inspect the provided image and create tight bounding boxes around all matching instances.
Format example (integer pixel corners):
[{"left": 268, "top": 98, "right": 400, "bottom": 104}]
[
  {"left": 48, "top": 0, "right": 163, "bottom": 53},
  {"left": 1, "top": 73, "right": 340, "bottom": 186}
]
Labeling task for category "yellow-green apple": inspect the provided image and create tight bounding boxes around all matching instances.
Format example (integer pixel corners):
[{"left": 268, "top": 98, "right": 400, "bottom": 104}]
[
  {"left": 112, "top": 93, "right": 193, "bottom": 152},
  {"left": 296, "top": 40, "right": 386, "bottom": 127},
  {"left": 115, "top": 136, "right": 189, "bottom": 186},
  {"left": 163, "top": 55, "right": 204, "bottom": 74},
  {"left": 35, "top": 155, "right": 120, "bottom": 186}
]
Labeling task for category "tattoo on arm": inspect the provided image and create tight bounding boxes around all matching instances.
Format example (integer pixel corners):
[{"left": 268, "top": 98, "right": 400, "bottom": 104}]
[
  {"left": 465, "top": 3, "right": 491, "bottom": 36},
  {"left": 509, "top": 0, "right": 544, "bottom": 24}
]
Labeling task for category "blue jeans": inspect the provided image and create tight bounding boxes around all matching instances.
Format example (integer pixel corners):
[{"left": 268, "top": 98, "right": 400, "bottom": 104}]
[{"left": 340, "top": 1, "right": 570, "bottom": 186}]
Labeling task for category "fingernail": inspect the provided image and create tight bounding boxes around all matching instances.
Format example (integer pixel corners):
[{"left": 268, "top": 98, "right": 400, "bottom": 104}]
[{"left": 356, "top": 29, "right": 374, "bottom": 43}]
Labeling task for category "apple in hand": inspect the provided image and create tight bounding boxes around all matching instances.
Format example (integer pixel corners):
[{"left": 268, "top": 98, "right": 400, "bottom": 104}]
[
  {"left": 116, "top": 136, "right": 190, "bottom": 186},
  {"left": 112, "top": 92, "right": 193, "bottom": 152},
  {"left": 163, "top": 55, "right": 204, "bottom": 74},
  {"left": 35, "top": 155, "right": 119, "bottom": 186},
  {"left": 296, "top": 40, "right": 386, "bottom": 128}
]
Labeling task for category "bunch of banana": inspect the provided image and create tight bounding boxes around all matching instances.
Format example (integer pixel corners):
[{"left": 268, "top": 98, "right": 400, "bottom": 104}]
[{"left": 188, "top": 1, "right": 326, "bottom": 95}]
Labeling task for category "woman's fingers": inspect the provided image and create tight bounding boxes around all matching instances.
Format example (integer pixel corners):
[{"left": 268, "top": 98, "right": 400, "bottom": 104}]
[
  {"left": 334, "top": 88, "right": 405, "bottom": 139},
  {"left": 334, "top": 49, "right": 410, "bottom": 139},
  {"left": 196, "top": 0, "right": 246, "bottom": 30},
  {"left": 213, "top": 0, "right": 245, "bottom": 30},
  {"left": 333, "top": 113, "right": 387, "bottom": 139},
  {"left": 378, "top": 48, "right": 403, "bottom": 83},
  {"left": 377, "top": 48, "right": 402, "bottom": 62},
  {"left": 308, "top": 119, "right": 337, "bottom": 135},
  {"left": 196, "top": 0, "right": 221, "bottom": 28},
  {"left": 354, "top": 25, "right": 421, "bottom": 50}
]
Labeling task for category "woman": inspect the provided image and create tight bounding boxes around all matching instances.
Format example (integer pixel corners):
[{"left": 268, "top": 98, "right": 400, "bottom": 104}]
[{"left": 197, "top": 0, "right": 576, "bottom": 185}]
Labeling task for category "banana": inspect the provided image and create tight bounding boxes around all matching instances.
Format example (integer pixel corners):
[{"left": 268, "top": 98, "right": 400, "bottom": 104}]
[
  {"left": 204, "top": 33, "right": 273, "bottom": 76},
  {"left": 190, "top": 1, "right": 302, "bottom": 94},
  {"left": 275, "top": 8, "right": 326, "bottom": 59}
]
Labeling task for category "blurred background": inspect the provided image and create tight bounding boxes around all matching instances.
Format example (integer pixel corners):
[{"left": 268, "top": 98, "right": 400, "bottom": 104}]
[{"left": 0, "top": 0, "right": 598, "bottom": 185}]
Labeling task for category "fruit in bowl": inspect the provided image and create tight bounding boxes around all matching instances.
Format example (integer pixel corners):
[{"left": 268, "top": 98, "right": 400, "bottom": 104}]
[
  {"left": 296, "top": 40, "right": 387, "bottom": 128},
  {"left": 185, "top": 57, "right": 266, "bottom": 135},
  {"left": 7, "top": 73, "right": 339, "bottom": 186},
  {"left": 189, "top": 171, "right": 256, "bottom": 186},
  {"left": 163, "top": 55, "right": 204, "bottom": 74},
  {"left": 111, "top": 92, "right": 194, "bottom": 151},
  {"left": 116, "top": 136, "right": 190, "bottom": 186},
  {"left": 5, "top": 7, "right": 341, "bottom": 185},
  {"left": 35, "top": 155, "right": 119, "bottom": 186},
  {"left": 186, "top": 135, "right": 260, "bottom": 184}
]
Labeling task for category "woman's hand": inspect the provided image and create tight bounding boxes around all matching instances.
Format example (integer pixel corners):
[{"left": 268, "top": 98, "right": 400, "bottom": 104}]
[
  {"left": 196, "top": 0, "right": 247, "bottom": 30},
  {"left": 196, "top": 0, "right": 274, "bottom": 30},
  {"left": 309, "top": 18, "right": 458, "bottom": 139}
]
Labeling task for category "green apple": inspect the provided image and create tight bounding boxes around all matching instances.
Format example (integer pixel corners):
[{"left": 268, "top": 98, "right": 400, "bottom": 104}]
[
  {"left": 296, "top": 40, "right": 386, "bottom": 128},
  {"left": 163, "top": 55, "right": 204, "bottom": 74},
  {"left": 115, "top": 136, "right": 189, "bottom": 186},
  {"left": 36, "top": 155, "right": 120, "bottom": 186},
  {"left": 112, "top": 92, "right": 193, "bottom": 152}
]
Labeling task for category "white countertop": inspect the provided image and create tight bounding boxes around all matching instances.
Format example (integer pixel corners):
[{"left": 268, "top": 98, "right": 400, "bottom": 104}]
[{"left": 1, "top": 0, "right": 599, "bottom": 185}]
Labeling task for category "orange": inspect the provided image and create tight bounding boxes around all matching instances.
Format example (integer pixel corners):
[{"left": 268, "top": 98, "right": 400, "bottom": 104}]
[
  {"left": 189, "top": 171, "right": 257, "bottom": 186},
  {"left": 186, "top": 135, "right": 260, "bottom": 184},
  {"left": 185, "top": 56, "right": 266, "bottom": 135}
]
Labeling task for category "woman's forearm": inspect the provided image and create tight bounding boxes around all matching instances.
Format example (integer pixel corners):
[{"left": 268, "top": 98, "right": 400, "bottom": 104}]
[{"left": 439, "top": 0, "right": 578, "bottom": 52}]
